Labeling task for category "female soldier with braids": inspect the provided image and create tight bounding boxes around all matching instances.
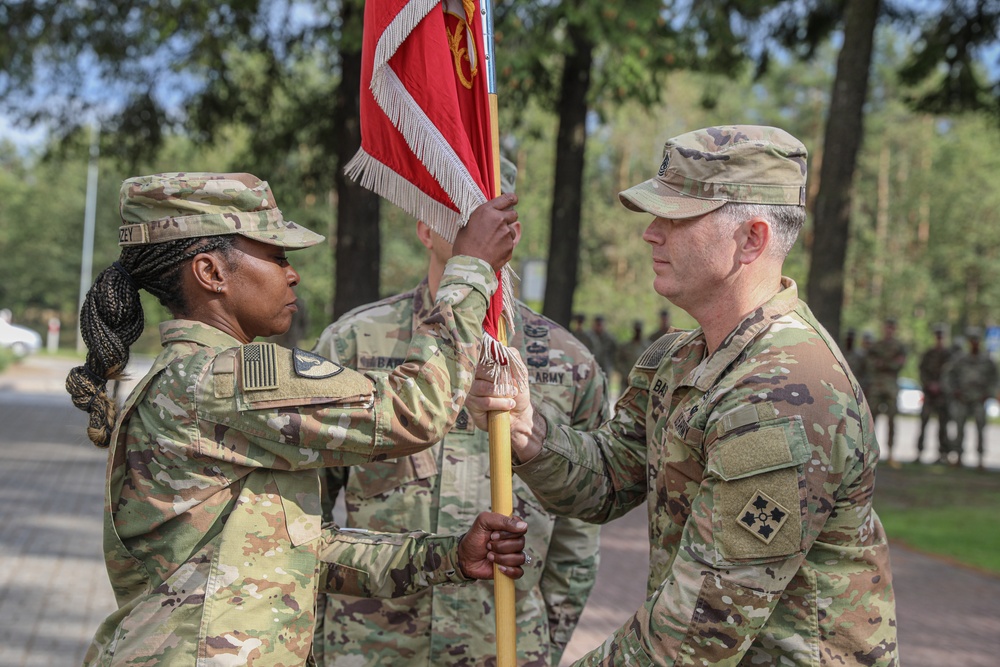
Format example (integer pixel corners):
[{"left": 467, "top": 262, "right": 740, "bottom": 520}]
[{"left": 66, "top": 172, "right": 526, "bottom": 666}]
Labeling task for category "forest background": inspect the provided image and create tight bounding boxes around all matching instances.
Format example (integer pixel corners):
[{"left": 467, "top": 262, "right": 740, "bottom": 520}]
[{"left": 1, "top": 0, "right": 1000, "bottom": 382}]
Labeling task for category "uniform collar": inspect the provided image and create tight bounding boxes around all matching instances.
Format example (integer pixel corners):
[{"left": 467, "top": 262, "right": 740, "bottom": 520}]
[
  {"left": 158, "top": 319, "right": 244, "bottom": 349},
  {"left": 683, "top": 277, "right": 800, "bottom": 392}
]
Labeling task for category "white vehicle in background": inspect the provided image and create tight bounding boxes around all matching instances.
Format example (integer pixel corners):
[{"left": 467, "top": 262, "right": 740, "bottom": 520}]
[
  {"left": 896, "top": 377, "right": 924, "bottom": 415},
  {"left": 0, "top": 319, "right": 43, "bottom": 357}
]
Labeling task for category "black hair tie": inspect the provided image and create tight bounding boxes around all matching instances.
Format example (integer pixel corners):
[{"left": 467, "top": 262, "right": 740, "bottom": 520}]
[
  {"left": 81, "top": 365, "right": 107, "bottom": 387},
  {"left": 112, "top": 261, "right": 139, "bottom": 291}
]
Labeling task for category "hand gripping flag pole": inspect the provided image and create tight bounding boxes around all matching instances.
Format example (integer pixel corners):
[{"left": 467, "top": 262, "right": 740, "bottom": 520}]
[
  {"left": 344, "top": 2, "right": 517, "bottom": 663},
  {"left": 480, "top": 7, "right": 518, "bottom": 666}
]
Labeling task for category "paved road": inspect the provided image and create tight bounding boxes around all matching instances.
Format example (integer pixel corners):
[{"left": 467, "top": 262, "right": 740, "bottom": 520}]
[{"left": 1, "top": 356, "right": 998, "bottom": 666}]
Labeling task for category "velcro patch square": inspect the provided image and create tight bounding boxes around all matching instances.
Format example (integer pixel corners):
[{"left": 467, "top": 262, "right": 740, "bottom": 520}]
[
  {"left": 242, "top": 343, "right": 279, "bottom": 391},
  {"left": 738, "top": 490, "right": 790, "bottom": 544}
]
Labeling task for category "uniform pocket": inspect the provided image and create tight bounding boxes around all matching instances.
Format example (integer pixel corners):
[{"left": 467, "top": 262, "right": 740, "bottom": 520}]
[
  {"left": 351, "top": 447, "right": 439, "bottom": 499},
  {"left": 706, "top": 417, "right": 810, "bottom": 563}
]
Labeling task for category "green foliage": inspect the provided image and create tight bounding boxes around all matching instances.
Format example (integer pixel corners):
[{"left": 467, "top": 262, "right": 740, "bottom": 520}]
[
  {"left": 2, "top": 6, "right": 1000, "bottom": 352},
  {"left": 875, "top": 463, "right": 1000, "bottom": 574},
  {"left": 0, "top": 347, "right": 14, "bottom": 373}
]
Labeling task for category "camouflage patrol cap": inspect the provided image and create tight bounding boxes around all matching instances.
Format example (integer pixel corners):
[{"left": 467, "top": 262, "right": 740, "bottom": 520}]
[
  {"left": 619, "top": 125, "right": 807, "bottom": 219},
  {"left": 117, "top": 172, "right": 325, "bottom": 249}
]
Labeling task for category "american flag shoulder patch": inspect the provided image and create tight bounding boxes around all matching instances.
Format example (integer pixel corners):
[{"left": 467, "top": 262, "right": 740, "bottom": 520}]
[{"left": 241, "top": 342, "right": 279, "bottom": 391}]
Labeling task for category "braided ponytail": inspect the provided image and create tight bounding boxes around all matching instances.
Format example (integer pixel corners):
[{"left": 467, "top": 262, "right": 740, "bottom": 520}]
[{"left": 66, "top": 235, "right": 237, "bottom": 448}]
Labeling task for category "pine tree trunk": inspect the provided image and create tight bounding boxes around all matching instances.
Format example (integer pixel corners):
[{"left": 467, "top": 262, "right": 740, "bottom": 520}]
[
  {"left": 805, "top": 0, "right": 881, "bottom": 341},
  {"left": 332, "top": 0, "right": 381, "bottom": 321},
  {"left": 542, "top": 23, "right": 593, "bottom": 328}
]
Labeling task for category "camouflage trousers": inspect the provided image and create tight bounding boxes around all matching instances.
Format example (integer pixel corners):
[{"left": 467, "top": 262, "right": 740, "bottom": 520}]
[
  {"left": 950, "top": 400, "right": 988, "bottom": 459},
  {"left": 918, "top": 394, "right": 950, "bottom": 456}
]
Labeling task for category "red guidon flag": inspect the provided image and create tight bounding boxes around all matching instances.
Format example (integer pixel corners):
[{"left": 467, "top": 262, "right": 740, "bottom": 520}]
[{"left": 346, "top": 0, "right": 514, "bottom": 365}]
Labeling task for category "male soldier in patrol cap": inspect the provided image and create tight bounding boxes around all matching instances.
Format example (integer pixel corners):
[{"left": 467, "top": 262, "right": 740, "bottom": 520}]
[
  {"left": 468, "top": 125, "right": 897, "bottom": 665},
  {"left": 867, "top": 317, "right": 908, "bottom": 466},
  {"left": 945, "top": 327, "right": 997, "bottom": 469},
  {"left": 312, "top": 158, "right": 607, "bottom": 667},
  {"left": 917, "top": 323, "right": 953, "bottom": 462}
]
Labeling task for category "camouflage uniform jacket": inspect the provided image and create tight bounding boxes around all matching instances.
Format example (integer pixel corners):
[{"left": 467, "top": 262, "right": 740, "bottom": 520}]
[
  {"left": 312, "top": 280, "right": 608, "bottom": 667},
  {"left": 85, "top": 257, "right": 497, "bottom": 667},
  {"left": 945, "top": 350, "right": 998, "bottom": 403},
  {"left": 514, "top": 279, "right": 898, "bottom": 666}
]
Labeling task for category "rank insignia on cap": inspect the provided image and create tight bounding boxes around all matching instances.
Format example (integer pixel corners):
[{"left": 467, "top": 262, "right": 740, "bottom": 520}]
[
  {"left": 292, "top": 348, "right": 344, "bottom": 379},
  {"left": 657, "top": 151, "right": 671, "bottom": 177},
  {"left": 738, "top": 490, "right": 790, "bottom": 544},
  {"left": 242, "top": 343, "right": 279, "bottom": 391}
]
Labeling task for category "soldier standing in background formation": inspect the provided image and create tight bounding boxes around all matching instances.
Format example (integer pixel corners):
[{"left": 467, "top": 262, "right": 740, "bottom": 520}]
[
  {"left": 468, "top": 125, "right": 897, "bottom": 665},
  {"left": 945, "top": 327, "right": 998, "bottom": 470},
  {"left": 311, "top": 158, "right": 607, "bottom": 667},
  {"left": 587, "top": 314, "right": 618, "bottom": 381},
  {"left": 917, "top": 323, "right": 953, "bottom": 463},
  {"left": 615, "top": 319, "right": 648, "bottom": 391},
  {"left": 570, "top": 313, "right": 594, "bottom": 350},
  {"left": 859, "top": 330, "right": 876, "bottom": 396},
  {"left": 867, "top": 317, "right": 908, "bottom": 467},
  {"left": 649, "top": 307, "right": 672, "bottom": 340},
  {"left": 843, "top": 328, "right": 870, "bottom": 394}
]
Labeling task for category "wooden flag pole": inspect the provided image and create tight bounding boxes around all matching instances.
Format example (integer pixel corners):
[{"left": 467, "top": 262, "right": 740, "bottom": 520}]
[{"left": 481, "top": 3, "right": 516, "bottom": 665}]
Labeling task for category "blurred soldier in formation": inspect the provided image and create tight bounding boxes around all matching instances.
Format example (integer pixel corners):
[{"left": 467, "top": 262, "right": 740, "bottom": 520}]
[
  {"left": 944, "top": 327, "right": 997, "bottom": 470},
  {"left": 843, "top": 328, "right": 869, "bottom": 395},
  {"left": 867, "top": 317, "right": 908, "bottom": 466},
  {"left": 615, "top": 319, "right": 648, "bottom": 392},
  {"left": 312, "top": 158, "right": 607, "bottom": 667},
  {"left": 917, "top": 324, "right": 953, "bottom": 463},
  {"left": 649, "top": 307, "right": 672, "bottom": 340},
  {"left": 570, "top": 313, "right": 594, "bottom": 349},
  {"left": 587, "top": 314, "right": 618, "bottom": 380},
  {"left": 858, "top": 330, "right": 876, "bottom": 396}
]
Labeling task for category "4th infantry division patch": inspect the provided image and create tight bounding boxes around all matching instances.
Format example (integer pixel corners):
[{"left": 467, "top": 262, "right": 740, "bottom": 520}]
[{"left": 738, "top": 490, "right": 790, "bottom": 544}]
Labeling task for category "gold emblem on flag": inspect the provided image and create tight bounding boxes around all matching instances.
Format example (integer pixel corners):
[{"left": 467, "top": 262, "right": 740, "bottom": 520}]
[
  {"left": 444, "top": 0, "right": 478, "bottom": 90},
  {"left": 241, "top": 343, "right": 279, "bottom": 391}
]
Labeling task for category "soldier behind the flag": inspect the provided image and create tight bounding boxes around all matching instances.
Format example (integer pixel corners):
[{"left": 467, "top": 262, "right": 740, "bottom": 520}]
[
  {"left": 313, "top": 157, "right": 607, "bottom": 667},
  {"left": 467, "top": 126, "right": 898, "bottom": 666},
  {"left": 65, "top": 172, "right": 528, "bottom": 666}
]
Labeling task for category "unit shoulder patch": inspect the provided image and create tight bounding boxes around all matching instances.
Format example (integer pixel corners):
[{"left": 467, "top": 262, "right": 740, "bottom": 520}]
[
  {"left": 738, "top": 490, "right": 790, "bottom": 544},
  {"left": 293, "top": 348, "right": 344, "bottom": 379}
]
